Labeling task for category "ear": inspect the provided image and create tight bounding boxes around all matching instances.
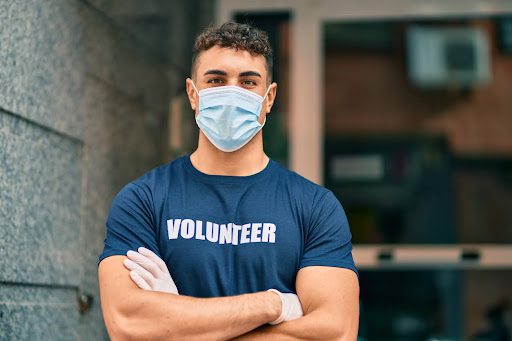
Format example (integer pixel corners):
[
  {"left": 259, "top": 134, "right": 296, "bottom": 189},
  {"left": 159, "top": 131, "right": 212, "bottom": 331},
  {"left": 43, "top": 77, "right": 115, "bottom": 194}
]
[
  {"left": 264, "top": 82, "right": 278, "bottom": 114},
  {"left": 185, "top": 78, "right": 198, "bottom": 111}
]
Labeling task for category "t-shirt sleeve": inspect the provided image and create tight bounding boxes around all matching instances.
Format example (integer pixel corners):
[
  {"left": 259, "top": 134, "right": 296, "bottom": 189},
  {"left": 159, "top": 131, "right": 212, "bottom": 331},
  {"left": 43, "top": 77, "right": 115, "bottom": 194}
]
[
  {"left": 98, "top": 182, "right": 160, "bottom": 265},
  {"left": 299, "top": 190, "right": 358, "bottom": 276}
]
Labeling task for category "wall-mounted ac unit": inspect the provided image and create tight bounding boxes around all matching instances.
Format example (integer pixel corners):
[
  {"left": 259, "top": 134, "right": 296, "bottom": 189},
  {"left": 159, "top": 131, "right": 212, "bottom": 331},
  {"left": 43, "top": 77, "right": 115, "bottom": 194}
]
[{"left": 407, "top": 26, "right": 491, "bottom": 88}]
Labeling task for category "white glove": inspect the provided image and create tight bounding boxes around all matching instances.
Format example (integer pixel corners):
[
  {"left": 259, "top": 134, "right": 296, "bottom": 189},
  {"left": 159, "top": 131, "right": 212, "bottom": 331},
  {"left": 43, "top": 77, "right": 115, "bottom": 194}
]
[
  {"left": 124, "top": 247, "right": 179, "bottom": 294},
  {"left": 267, "top": 289, "right": 303, "bottom": 325}
]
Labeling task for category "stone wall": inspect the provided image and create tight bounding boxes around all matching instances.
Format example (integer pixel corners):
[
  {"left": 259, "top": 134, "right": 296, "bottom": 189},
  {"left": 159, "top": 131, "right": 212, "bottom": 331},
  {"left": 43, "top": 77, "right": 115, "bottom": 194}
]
[{"left": 0, "top": 0, "right": 170, "bottom": 339}]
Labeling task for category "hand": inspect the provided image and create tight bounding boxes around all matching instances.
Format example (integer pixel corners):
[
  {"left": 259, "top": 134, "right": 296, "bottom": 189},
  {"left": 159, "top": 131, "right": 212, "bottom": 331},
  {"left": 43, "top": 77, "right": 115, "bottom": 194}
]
[
  {"left": 267, "top": 289, "right": 303, "bottom": 325},
  {"left": 123, "top": 247, "right": 179, "bottom": 294}
]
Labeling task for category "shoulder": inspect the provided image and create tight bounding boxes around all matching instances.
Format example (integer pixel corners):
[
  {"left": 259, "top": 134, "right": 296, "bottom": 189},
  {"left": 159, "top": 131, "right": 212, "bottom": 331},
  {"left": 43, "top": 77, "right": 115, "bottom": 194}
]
[
  {"left": 270, "top": 162, "right": 347, "bottom": 226},
  {"left": 134, "top": 156, "right": 184, "bottom": 185},
  {"left": 115, "top": 156, "right": 186, "bottom": 201},
  {"left": 271, "top": 161, "right": 332, "bottom": 202},
  {"left": 133, "top": 156, "right": 185, "bottom": 188}
]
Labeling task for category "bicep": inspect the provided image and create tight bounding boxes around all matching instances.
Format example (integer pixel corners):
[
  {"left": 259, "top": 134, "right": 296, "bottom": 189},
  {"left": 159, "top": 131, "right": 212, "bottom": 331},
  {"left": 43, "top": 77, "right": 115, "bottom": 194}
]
[
  {"left": 98, "top": 256, "right": 140, "bottom": 335},
  {"left": 296, "top": 266, "right": 359, "bottom": 336}
]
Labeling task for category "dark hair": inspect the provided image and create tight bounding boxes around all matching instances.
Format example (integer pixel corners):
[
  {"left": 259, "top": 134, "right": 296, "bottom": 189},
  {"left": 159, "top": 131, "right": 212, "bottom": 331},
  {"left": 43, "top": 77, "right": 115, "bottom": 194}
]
[{"left": 191, "top": 22, "right": 273, "bottom": 82}]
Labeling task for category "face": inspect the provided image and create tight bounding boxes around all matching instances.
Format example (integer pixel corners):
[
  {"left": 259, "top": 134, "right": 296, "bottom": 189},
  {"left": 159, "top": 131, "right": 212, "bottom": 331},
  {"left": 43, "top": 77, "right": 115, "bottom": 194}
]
[{"left": 186, "top": 45, "right": 277, "bottom": 124}]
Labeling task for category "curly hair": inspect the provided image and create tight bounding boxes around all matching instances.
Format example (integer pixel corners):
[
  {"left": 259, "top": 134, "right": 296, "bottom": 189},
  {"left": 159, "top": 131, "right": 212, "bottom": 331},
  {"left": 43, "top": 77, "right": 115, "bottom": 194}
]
[{"left": 191, "top": 22, "right": 273, "bottom": 82}]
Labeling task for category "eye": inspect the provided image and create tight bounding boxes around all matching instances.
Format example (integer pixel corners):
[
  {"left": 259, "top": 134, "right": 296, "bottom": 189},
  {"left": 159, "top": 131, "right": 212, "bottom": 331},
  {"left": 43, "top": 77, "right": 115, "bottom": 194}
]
[
  {"left": 206, "top": 78, "right": 224, "bottom": 85},
  {"left": 241, "top": 79, "right": 257, "bottom": 87}
]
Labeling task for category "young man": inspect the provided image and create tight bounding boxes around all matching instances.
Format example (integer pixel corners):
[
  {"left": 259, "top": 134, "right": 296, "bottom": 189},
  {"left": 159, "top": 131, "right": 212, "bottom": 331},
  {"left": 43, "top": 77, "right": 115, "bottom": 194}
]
[{"left": 98, "top": 22, "right": 359, "bottom": 340}]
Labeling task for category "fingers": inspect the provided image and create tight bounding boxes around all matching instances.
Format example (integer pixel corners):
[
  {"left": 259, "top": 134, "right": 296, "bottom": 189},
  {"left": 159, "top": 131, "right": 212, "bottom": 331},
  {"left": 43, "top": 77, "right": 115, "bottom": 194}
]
[
  {"left": 138, "top": 247, "right": 169, "bottom": 274},
  {"left": 126, "top": 250, "right": 162, "bottom": 279},
  {"left": 124, "top": 248, "right": 180, "bottom": 295},
  {"left": 129, "top": 270, "right": 152, "bottom": 290},
  {"left": 123, "top": 258, "right": 156, "bottom": 287}
]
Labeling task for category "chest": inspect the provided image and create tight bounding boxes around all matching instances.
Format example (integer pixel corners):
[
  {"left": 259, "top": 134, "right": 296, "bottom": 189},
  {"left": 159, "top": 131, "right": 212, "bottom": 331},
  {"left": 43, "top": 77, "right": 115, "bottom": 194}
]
[{"left": 153, "top": 184, "right": 306, "bottom": 295}]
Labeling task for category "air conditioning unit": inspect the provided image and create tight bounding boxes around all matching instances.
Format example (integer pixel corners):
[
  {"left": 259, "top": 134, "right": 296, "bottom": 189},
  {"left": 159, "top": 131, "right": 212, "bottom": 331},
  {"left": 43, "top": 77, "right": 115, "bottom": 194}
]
[{"left": 407, "top": 26, "right": 491, "bottom": 88}]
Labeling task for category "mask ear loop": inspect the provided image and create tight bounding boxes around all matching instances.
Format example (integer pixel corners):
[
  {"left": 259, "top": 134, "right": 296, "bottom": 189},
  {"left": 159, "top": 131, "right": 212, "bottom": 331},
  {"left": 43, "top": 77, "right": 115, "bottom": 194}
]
[
  {"left": 262, "top": 84, "right": 272, "bottom": 102},
  {"left": 190, "top": 80, "right": 199, "bottom": 95},
  {"left": 260, "top": 84, "right": 272, "bottom": 120},
  {"left": 190, "top": 80, "right": 200, "bottom": 111},
  {"left": 259, "top": 85, "right": 272, "bottom": 127}
]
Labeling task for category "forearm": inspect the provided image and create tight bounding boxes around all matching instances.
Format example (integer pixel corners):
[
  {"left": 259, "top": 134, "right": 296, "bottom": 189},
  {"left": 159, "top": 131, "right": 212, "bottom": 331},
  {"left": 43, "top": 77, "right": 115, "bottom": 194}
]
[
  {"left": 99, "top": 256, "right": 282, "bottom": 340},
  {"left": 231, "top": 310, "right": 357, "bottom": 341},
  {"left": 109, "top": 290, "right": 280, "bottom": 340}
]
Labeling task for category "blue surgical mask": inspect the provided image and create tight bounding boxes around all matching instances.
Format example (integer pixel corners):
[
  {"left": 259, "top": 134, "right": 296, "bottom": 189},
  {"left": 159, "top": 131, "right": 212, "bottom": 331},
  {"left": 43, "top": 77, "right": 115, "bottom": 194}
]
[{"left": 191, "top": 81, "right": 271, "bottom": 152}]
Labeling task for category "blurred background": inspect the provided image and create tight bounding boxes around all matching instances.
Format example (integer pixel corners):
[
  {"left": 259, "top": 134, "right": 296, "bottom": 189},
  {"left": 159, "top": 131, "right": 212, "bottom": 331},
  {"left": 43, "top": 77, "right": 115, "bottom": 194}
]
[{"left": 1, "top": 0, "right": 512, "bottom": 340}]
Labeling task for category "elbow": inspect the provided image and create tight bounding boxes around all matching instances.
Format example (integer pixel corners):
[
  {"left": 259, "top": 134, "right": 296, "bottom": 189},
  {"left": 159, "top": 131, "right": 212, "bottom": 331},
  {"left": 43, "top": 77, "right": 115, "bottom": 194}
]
[
  {"left": 319, "top": 325, "right": 347, "bottom": 341},
  {"left": 102, "top": 305, "right": 134, "bottom": 340},
  {"left": 326, "top": 317, "right": 359, "bottom": 341},
  {"left": 306, "top": 315, "right": 358, "bottom": 341},
  {"left": 316, "top": 326, "right": 355, "bottom": 341},
  {"left": 101, "top": 296, "right": 149, "bottom": 340},
  {"left": 103, "top": 305, "right": 181, "bottom": 340},
  {"left": 103, "top": 310, "right": 153, "bottom": 341},
  {"left": 331, "top": 322, "right": 359, "bottom": 341}
]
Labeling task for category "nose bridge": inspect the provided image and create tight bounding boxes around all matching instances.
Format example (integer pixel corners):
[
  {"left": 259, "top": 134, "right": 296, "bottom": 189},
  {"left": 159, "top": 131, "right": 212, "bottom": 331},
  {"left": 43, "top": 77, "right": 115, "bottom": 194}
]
[{"left": 226, "top": 76, "right": 239, "bottom": 86}]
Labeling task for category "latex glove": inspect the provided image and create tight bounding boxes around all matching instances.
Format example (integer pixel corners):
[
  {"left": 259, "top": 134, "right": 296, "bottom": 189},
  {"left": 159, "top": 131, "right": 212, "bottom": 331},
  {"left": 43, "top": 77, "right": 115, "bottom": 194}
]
[
  {"left": 124, "top": 246, "right": 179, "bottom": 294},
  {"left": 267, "top": 289, "right": 303, "bottom": 325}
]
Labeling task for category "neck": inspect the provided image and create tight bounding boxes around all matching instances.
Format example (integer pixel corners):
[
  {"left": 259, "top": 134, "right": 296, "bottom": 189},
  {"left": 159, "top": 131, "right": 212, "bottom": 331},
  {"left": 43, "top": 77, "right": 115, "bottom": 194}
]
[{"left": 190, "top": 132, "right": 269, "bottom": 176}]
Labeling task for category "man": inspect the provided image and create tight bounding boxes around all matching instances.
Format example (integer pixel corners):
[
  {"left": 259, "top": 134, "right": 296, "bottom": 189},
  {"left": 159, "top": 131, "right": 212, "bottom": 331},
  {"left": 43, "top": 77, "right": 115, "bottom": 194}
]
[{"left": 98, "top": 22, "right": 359, "bottom": 340}]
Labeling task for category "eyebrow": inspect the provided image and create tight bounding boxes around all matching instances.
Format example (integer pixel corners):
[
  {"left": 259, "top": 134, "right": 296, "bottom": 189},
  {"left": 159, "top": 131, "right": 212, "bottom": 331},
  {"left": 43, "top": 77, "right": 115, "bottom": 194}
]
[
  {"left": 239, "top": 71, "right": 261, "bottom": 78},
  {"left": 203, "top": 69, "right": 262, "bottom": 78},
  {"left": 204, "top": 69, "right": 227, "bottom": 76}
]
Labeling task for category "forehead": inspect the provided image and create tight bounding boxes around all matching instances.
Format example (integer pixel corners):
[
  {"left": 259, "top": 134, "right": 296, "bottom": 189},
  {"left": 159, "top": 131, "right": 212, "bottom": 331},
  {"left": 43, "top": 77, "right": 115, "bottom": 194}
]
[{"left": 195, "top": 45, "right": 268, "bottom": 77}]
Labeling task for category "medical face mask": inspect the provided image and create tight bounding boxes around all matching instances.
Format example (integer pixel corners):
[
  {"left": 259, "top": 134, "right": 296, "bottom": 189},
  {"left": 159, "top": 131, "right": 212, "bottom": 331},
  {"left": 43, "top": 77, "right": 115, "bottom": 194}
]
[{"left": 191, "top": 82, "right": 271, "bottom": 152}]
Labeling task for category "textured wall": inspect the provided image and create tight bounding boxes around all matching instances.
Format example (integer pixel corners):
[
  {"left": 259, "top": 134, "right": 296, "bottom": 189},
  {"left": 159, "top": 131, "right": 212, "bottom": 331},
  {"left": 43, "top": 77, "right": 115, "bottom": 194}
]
[
  {"left": 0, "top": 0, "right": 85, "bottom": 138},
  {"left": 0, "top": 0, "right": 169, "bottom": 339}
]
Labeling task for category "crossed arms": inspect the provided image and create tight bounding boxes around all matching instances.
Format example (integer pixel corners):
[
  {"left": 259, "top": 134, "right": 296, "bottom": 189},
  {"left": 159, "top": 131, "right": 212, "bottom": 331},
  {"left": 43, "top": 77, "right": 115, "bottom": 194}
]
[{"left": 98, "top": 255, "right": 359, "bottom": 340}]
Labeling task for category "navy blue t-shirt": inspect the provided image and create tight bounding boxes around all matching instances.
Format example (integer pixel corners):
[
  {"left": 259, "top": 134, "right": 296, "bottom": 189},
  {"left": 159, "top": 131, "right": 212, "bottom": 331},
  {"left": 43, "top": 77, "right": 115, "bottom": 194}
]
[{"left": 99, "top": 155, "right": 357, "bottom": 297}]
